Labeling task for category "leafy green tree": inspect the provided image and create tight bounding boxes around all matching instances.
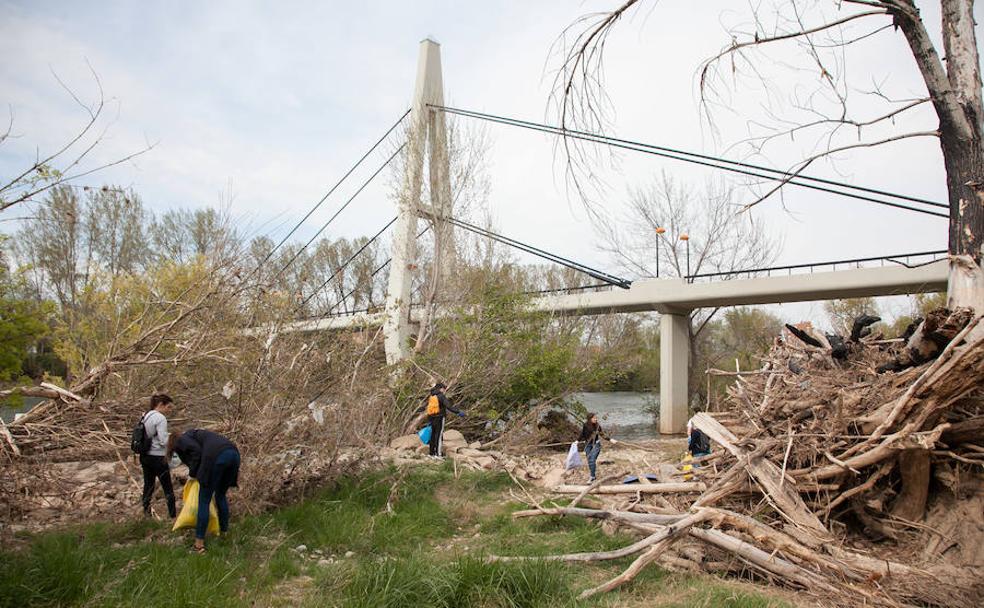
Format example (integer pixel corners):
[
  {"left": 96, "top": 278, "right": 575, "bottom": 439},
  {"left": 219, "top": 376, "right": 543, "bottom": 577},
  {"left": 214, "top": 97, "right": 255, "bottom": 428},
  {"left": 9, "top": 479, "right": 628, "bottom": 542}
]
[
  {"left": 0, "top": 247, "right": 53, "bottom": 382},
  {"left": 696, "top": 307, "right": 784, "bottom": 401}
]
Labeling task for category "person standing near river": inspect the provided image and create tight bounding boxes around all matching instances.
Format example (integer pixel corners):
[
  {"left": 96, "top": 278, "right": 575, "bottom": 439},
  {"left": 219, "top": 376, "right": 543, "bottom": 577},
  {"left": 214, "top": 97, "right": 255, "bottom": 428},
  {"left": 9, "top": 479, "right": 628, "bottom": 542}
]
[
  {"left": 424, "top": 382, "right": 463, "bottom": 458},
  {"left": 578, "top": 413, "right": 616, "bottom": 482},
  {"left": 139, "top": 394, "right": 176, "bottom": 518}
]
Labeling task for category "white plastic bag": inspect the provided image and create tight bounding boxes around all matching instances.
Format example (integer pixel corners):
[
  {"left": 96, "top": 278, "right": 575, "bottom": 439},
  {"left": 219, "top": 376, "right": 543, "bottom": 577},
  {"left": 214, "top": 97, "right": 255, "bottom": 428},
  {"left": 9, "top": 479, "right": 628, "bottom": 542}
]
[{"left": 564, "top": 442, "right": 583, "bottom": 469}]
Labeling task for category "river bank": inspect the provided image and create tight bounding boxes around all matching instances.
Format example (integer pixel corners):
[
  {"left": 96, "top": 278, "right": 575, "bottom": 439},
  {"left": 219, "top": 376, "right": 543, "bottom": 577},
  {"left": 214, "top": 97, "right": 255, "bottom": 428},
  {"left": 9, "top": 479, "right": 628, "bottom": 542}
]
[{"left": 0, "top": 463, "right": 793, "bottom": 608}]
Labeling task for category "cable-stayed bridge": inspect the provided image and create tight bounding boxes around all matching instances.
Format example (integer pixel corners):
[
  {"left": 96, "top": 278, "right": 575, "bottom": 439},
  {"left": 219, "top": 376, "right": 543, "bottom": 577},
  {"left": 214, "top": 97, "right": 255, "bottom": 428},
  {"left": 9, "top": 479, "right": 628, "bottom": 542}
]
[{"left": 257, "top": 40, "right": 949, "bottom": 433}]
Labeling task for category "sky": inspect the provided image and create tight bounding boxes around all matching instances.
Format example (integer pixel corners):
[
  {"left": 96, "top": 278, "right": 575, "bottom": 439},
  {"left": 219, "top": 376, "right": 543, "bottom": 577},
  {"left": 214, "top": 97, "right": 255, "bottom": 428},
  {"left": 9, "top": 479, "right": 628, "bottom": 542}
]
[{"left": 1, "top": 1, "right": 979, "bottom": 325}]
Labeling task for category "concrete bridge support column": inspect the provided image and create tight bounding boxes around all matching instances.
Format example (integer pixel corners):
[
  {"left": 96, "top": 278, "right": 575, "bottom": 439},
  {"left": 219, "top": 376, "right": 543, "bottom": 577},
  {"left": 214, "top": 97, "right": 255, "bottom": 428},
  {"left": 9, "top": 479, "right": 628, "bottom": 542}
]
[
  {"left": 659, "top": 311, "right": 690, "bottom": 434},
  {"left": 384, "top": 39, "right": 450, "bottom": 366}
]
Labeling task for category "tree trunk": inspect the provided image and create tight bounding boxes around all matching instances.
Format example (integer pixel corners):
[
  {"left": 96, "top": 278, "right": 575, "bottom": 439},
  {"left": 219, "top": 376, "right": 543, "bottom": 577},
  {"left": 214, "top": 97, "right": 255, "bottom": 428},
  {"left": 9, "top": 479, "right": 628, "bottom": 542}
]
[
  {"left": 892, "top": 448, "right": 931, "bottom": 522},
  {"left": 895, "top": 0, "right": 984, "bottom": 310}
]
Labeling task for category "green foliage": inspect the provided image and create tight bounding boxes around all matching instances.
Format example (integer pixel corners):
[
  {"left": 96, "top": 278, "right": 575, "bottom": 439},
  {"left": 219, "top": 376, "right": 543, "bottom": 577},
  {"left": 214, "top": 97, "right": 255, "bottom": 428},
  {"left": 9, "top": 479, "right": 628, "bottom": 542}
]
[
  {"left": 338, "top": 554, "right": 575, "bottom": 608},
  {"left": 261, "top": 466, "right": 456, "bottom": 557},
  {"left": 695, "top": 307, "right": 784, "bottom": 400},
  {"left": 0, "top": 250, "right": 55, "bottom": 382},
  {"left": 412, "top": 275, "right": 589, "bottom": 433},
  {"left": 582, "top": 316, "right": 660, "bottom": 392},
  {"left": 914, "top": 292, "right": 947, "bottom": 316}
]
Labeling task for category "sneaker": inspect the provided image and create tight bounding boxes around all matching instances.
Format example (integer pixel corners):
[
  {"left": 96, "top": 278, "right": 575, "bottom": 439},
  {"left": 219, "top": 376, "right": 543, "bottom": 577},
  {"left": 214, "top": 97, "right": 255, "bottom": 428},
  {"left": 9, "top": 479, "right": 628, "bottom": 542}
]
[{"left": 588, "top": 477, "right": 596, "bottom": 483}]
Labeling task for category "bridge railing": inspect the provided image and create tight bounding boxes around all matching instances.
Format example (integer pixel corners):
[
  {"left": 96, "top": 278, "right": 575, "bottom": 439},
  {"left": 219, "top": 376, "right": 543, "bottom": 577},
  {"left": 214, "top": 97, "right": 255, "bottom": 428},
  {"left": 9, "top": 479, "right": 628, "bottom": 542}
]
[{"left": 683, "top": 250, "right": 947, "bottom": 283}]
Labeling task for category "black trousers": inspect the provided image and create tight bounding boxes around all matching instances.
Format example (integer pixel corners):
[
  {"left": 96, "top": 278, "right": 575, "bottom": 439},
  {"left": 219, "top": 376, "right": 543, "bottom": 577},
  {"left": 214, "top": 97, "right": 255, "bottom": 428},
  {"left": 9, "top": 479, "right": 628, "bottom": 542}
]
[
  {"left": 140, "top": 454, "right": 176, "bottom": 517},
  {"left": 428, "top": 415, "right": 444, "bottom": 456}
]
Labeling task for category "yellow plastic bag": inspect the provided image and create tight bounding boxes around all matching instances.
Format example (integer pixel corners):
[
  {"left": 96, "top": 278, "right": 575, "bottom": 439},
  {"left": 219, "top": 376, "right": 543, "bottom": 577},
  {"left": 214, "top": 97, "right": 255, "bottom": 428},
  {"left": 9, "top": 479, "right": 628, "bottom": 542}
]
[
  {"left": 681, "top": 453, "right": 694, "bottom": 481},
  {"left": 172, "top": 479, "right": 220, "bottom": 536}
]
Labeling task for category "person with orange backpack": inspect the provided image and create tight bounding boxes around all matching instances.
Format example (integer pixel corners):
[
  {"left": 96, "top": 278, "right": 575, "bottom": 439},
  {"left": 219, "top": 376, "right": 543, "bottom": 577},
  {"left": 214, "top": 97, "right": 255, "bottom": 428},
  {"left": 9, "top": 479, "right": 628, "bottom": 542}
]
[{"left": 424, "top": 382, "right": 463, "bottom": 458}]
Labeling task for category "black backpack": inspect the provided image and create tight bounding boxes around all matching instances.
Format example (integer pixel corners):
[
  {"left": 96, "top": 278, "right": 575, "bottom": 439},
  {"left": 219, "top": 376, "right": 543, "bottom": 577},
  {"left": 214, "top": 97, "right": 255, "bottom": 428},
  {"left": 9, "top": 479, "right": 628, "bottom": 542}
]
[
  {"left": 689, "top": 428, "right": 711, "bottom": 455},
  {"left": 130, "top": 412, "right": 153, "bottom": 454}
]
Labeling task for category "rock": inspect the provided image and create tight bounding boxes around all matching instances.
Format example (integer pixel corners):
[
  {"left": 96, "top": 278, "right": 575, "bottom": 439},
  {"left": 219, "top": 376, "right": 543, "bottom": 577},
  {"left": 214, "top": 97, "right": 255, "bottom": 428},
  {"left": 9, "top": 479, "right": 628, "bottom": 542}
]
[
  {"left": 295, "top": 544, "right": 308, "bottom": 553},
  {"left": 475, "top": 456, "right": 496, "bottom": 469},
  {"left": 71, "top": 462, "right": 118, "bottom": 484},
  {"left": 390, "top": 435, "right": 422, "bottom": 450},
  {"left": 468, "top": 441, "right": 482, "bottom": 449},
  {"left": 318, "top": 559, "right": 332, "bottom": 567},
  {"left": 344, "top": 550, "right": 355, "bottom": 558},
  {"left": 540, "top": 467, "right": 566, "bottom": 488},
  {"left": 656, "top": 464, "right": 680, "bottom": 483},
  {"left": 456, "top": 448, "right": 485, "bottom": 458},
  {"left": 443, "top": 429, "right": 466, "bottom": 444}
]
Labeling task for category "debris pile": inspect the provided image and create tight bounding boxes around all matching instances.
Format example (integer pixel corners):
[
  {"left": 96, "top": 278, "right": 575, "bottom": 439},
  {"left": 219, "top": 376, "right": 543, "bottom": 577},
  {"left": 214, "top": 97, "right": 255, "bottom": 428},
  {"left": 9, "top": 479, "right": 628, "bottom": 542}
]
[
  {"left": 496, "top": 309, "right": 984, "bottom": 607},
  {"left": 387, "top": 429, "right": 546, "bottom": 483}
]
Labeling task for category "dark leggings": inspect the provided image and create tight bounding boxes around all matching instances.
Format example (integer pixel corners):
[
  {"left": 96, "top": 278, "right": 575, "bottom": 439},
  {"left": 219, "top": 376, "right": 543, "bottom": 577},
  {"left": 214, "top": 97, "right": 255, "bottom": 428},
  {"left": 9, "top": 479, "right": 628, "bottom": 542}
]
[
  {"left": 428, "top": 415, "right": 444, "bottom": 456},
  {"left": 140, "top": 454, "right": 175, "bottom": 517},
  {"left": 195, "top": 448, "right": 240, "bottom": 539}
]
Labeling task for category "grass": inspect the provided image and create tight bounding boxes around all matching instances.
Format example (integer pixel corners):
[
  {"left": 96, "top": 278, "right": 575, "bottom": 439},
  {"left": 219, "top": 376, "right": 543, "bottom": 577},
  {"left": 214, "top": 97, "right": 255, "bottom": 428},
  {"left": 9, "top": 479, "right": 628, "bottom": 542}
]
[{"left": 0, "top": 462, "right": 794, "bottom": 608}]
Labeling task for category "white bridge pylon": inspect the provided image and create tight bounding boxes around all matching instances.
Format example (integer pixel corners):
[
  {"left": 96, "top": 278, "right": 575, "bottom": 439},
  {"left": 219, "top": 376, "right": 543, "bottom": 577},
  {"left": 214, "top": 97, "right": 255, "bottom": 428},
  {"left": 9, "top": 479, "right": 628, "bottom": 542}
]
[{"left": 384, "top": 38, "right": 454, "bottom": 366}]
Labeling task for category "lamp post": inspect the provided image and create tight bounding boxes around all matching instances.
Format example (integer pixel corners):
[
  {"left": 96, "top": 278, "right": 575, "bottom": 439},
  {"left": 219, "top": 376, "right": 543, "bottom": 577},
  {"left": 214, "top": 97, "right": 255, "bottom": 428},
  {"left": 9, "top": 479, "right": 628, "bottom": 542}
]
[
  {"left": 679, "top": 233, "right": 690, "bottom": 281},
  {"left": 655, "top": 226, "right": 666, "bottom": 277}
]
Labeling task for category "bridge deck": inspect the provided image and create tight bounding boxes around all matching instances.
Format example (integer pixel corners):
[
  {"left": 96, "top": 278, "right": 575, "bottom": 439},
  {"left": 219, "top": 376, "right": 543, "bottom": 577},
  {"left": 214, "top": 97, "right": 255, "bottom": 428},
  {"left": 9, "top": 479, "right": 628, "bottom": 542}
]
[
  {"left": 533, "top": 260, "right": 947, "bottom": 315},
  {"left": 276, "top": 260, "right": 948, "bottom": 334}
]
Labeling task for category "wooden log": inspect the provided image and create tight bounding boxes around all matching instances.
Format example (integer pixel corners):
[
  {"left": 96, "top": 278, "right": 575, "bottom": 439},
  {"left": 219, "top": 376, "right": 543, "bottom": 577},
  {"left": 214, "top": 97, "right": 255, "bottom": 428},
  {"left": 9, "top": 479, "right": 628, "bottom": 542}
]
[
  {"left": 940, "top": 416, "right": 984, "bottom": 445},
  {"left": 701, "top": 507, "right": 864, "bottom": 581},
  {"left": 551, "top": 482, "right": 705, "bottom": 494},
  {"left": 511, "top": 506, "right": 684, "bottom": 525},
  {"left": 569, "top": 474, "right": 617, "bottom": 508},
  {"left": 0, "top": 417, "right": 20, "bottom": 456},
  {"left": 39, "top": 382, "right": 85, "bottom": 403},
  {"left": 691, "top": 413, "right": 828, "bottom": 537},
  {"left": 891, "top": 449, "right": 931, "bottom": 521},
  {"left": 688, "top": 528, "right": 835, "bottom": 592}
]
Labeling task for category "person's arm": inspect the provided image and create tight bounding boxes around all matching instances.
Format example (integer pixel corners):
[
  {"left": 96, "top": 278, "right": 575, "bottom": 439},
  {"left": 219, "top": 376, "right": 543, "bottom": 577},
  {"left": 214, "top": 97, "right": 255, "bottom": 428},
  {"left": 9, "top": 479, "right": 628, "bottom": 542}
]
[
  {"left": 440, "top": 393, "right": 463, "bottom": 416},
  {"left": 155, "top": 415, "right": 169, "bottom": 448},
  {"left": 175, "top": 435, "right": 201, "bottom": 478},
  {"left": 577, "top": 423, "right": 590, "bottom": 444}
]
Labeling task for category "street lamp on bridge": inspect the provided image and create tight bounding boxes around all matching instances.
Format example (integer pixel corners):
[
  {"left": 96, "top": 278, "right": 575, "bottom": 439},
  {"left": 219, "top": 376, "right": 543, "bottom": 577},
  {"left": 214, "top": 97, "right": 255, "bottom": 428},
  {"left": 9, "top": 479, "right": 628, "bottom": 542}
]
[
  {"left": 655, "top": 226, "right": 666, "bottom": 277},
  {"left": 680, "top": 233, "right": 690, "bottom": 280}
]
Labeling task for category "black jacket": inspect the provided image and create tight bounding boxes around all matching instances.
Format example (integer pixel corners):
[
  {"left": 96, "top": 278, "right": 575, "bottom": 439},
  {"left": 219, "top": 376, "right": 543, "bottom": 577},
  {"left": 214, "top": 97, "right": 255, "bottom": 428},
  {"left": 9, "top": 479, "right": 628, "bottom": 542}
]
[
  {"left": 174, "top": 429, "right": 239, "bottom": 488},
  {"left": 578, "top": 421, "right": 607, "bottom": 446}
]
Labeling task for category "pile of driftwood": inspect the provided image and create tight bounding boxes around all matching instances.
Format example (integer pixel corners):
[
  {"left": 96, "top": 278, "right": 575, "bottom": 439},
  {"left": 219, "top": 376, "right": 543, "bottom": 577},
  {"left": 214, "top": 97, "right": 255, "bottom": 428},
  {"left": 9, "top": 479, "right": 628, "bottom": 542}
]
[{"left": 493, "top": 308, "right": 984, "bottom": 607}]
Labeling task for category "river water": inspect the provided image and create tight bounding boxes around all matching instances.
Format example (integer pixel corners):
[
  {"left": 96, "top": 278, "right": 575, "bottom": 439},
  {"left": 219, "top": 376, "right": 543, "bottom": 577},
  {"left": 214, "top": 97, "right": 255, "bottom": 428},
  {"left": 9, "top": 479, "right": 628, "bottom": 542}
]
[
  {"left": 573, "top": 392, "right": 660, "bottom": 441},
  {"left": 0, "top": 397, "right": 43, "bottom": 424}
]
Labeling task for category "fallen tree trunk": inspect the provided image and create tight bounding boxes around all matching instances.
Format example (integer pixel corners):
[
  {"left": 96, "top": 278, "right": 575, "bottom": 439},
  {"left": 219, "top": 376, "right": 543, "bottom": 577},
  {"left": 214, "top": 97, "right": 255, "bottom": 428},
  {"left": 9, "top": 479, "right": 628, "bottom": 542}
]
[
  {"left": 550, "top": 482, "right": 705, "bottom": 494},
  {"left": 688, "top": 528, "right": 837, "bottom": 592},
  {"left": 511, "top": 506, "right": 684, "bottom": 525}
]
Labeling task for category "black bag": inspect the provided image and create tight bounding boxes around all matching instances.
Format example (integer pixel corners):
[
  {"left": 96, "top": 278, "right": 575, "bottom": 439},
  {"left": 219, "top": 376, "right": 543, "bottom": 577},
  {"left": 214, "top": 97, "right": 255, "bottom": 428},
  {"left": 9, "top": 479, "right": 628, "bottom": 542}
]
[
  {"left": 689, "top": 428, "right": 711, "bottom": 455},
  {"left": 130, "top": 412, "right": 153, "bottom": 454}
]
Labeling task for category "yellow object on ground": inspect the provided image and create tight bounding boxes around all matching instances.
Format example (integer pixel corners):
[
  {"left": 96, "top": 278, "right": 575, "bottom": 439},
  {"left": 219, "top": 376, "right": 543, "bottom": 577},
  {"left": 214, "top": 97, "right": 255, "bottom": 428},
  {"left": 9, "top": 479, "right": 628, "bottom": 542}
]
[
  {"left": 172, "top": 479, "right": 220, "bottom": 536},
  {"left": 681, "top": 453, "right": 694, "bottom": 481}
]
